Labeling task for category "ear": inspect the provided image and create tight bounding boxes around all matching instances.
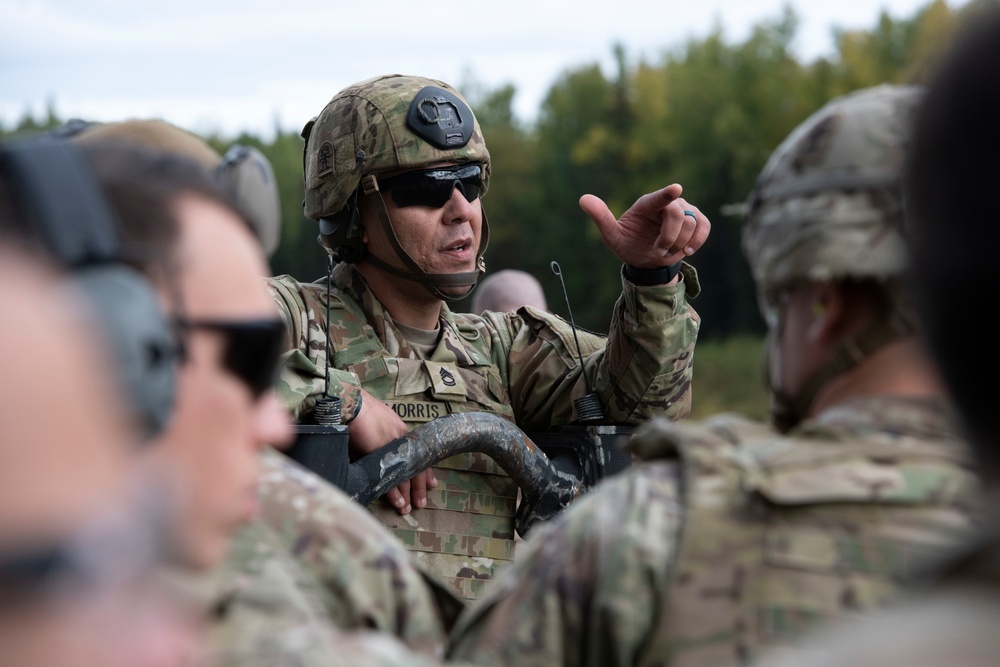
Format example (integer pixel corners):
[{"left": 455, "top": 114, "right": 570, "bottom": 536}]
[{"left": 808, "top": 282, "right": 854, "bottom": 348}]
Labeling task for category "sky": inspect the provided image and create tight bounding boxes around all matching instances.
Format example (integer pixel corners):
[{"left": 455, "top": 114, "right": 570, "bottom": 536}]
[{"left": 1, "top": 0, "right": 950, "bottom": 139}]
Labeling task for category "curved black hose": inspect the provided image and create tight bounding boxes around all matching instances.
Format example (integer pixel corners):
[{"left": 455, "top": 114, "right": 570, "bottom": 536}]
[{"left": 346, "top": 412, "right": 584, "bottom": 536}]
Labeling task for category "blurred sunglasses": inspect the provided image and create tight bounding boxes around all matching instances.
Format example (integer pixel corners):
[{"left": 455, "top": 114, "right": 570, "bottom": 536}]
[
  {"left": 175, "top": 318, "right": 286, "bottom": 399},
  {"left": 378, "top": 164, "right": 484, "bottom": 208}
]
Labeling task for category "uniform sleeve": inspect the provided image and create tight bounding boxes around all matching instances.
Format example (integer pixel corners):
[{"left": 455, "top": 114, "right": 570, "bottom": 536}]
[
  {"left": 493, "top": 264, "right": 700, "bottom": 429},
  {"left": 266, "top": 275, "right": 362, "bottom": 422},
  {"left": 447, "top": 462, "right": 684, "bottom": 667}
]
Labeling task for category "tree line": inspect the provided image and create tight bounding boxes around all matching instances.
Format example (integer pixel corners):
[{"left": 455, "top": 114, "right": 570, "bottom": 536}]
[{"left": 3, "top": 0, "right": 984, "bottom": 338}]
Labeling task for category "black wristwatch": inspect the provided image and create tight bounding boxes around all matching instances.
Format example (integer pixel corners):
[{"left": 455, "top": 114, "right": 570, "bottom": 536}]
[{"left": 623, "top": 261, "right": 682, "bottom": 286}]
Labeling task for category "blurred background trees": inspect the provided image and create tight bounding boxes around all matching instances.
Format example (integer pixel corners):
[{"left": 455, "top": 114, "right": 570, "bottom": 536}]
[{"left": 2, "top": 0, "right": 981, "bottom": 418}]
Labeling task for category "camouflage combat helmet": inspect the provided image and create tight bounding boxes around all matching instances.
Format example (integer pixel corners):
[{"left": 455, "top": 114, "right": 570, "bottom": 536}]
[
  {"left": 70, "top": 119, "right": 283, "bottom": 257},
  {"left": 743, "top": 84, "right": 922, "bottom": 305},
  {"left": 742, "top": 85, "right": 924, "bottom": 431},
  {"left": 301, "top": 74, "right": 491, "bottom": 300}
]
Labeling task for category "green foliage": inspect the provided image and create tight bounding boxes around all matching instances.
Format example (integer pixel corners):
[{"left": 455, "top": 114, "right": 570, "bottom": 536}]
[
  {"left": 687, "top": 336, "right": 769, "bottom": 421},
  {"left": 469, "top": 84, "right": 545, "bottom": 282},
  {"left": 0, "top": 99, "right": 64, "bottom": 141},
  {"left": 1, "top": 1, "right": 973, "bottom": 355},
  {"left": 641, "top": 7, "right": 812, "bottom": 338},
  {"left": 1, "top": 1, "right": 977, "bottom": 421},
  {"left": 477, "top": 0, "right": 969, "bottom": 339}
]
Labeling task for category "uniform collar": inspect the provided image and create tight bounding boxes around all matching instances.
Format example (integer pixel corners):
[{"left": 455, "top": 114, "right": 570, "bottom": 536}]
[{"left": 334, "top": 263, "right": 484, "bottom": 367}]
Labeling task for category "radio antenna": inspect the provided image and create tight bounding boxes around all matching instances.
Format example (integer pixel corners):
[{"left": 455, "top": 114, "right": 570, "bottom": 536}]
[
  {"left": 313, "top": 254, "right": 341, "bottom": 425},
  {"left": 550, "top": 261, "right": 604, "bottom": 423}
]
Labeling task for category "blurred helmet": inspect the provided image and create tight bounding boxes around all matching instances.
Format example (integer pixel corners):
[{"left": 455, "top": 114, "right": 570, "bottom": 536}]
[
  {"left": 70, "top": 119, "right": 221, "bottom": 170},
  {"left": 301, "top": 74, "right": 491, "bottom": 300},
  {"left": 743, "top": 84, "right": 922, "bottom": 320},
  {"left": 70, "top": 119, "right": 282, "bottom": 257}
]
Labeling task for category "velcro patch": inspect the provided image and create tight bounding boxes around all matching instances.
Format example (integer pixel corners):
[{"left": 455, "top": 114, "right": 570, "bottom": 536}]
[
  {"left": 387, "top": 400, "right": 448, "bottom": 424},
  {"left": 426, "top": 361, "right": 467, "bottom": 397},
  {"left": 316, "top": 141, "right": 334, "bottom": 178}
]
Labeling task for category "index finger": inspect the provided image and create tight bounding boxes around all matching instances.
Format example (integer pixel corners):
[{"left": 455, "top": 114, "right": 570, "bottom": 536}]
[{"left": 636, "top": 183, "right": 683, "bottom": 213}]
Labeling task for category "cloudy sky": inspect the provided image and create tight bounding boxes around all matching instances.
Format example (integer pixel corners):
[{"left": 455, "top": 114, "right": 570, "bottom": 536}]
[{"left": 1, "top": 0, "right": 951, "bottom": 138}]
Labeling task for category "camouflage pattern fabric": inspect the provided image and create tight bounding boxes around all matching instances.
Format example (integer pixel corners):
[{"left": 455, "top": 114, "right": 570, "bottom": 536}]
[
  {"left": 755, "top": 527, "right": 1000, "bottom": 667},
  {"left": 187, "top": 515, "right": 475, "bottom": 667},
  {"left": 447, "top": 396, "right": 982, "bottom": 666},
  {"left": 193, "top": 516, "right": 349, "bottom": 667},
  {"left": 190, "top": 449, "right": 461, "bottom": 663},
  {"left": 256, "top": 449, "right": 462, "bottom": 649},
  {"left": 268, "top": 261, "right": 701, "bottom": 600}
]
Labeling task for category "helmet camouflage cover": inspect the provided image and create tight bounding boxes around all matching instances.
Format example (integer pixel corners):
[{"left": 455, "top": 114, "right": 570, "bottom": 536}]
[
  {"left": 302, "top": 74, "right": 491, "bottom": 221},
  {"left": 742, "top": 84, "right": 923, "bottom": 309}
]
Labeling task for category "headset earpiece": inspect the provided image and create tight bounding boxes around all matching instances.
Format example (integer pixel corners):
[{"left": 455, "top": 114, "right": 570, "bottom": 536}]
[
  {"left": 0, "top": 137, "right": 178, "bottom": 439},
  {"left": 318, "top": 200, "right": 364, "bottom": 264},
  {"left": 215, "top": 144, "right": 281, "bottom": 257}
]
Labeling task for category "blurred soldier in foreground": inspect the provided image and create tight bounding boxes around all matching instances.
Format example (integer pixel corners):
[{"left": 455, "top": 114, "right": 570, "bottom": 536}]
[
  {"left": 272, "top": 74, "right": 708, "bottom": 599},
  {"left": 0, "top": 153, "right": 194, "bottom": 666},
  {"left": 76, "top": 120, "right": 466, "bottom": 657},
  {"left": 82, "top": 139, "right": 425, "bottom": 666},
  {"left": 17, "top": 135, "right": 297, "bottom": 655},
  {"left": 6, "top": 131, "right": 447, "bottom": 667},
  {"left": 448, "top": 85, "right": 981, "bottom": 666},
  {"left": 471, "top": 268, "right": 549, "bottom": 314},
  {"left": 756, "top": 9, "right": 1000, "bottom": 666},
  {"left": 70, "top": 141, "right": 295, "bottom": 571}
]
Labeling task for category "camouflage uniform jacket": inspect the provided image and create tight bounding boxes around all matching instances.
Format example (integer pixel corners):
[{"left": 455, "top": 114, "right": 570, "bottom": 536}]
[
  {"left": 193, "top": 449, "right": 461, "bottom": 664},
  {"left": 447, "top": 396, "right": 981, "bottom": 667},
  {"left": 267, "top": 262, "right": 700, "bottom": 600}
]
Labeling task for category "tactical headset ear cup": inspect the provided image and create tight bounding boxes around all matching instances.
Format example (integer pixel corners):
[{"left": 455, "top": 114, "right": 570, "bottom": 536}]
[
  {"left": 318, "top": 203, "right": 364, "bottom": 264},
  {"left": 0, "top": 137, "right": 177, "bottom": 439},
  {"left": 73, "top": 266, "right": 177, "bottom": 435},
  {"left": 216, "top": 145, "right": 281, "bottom": 257}
]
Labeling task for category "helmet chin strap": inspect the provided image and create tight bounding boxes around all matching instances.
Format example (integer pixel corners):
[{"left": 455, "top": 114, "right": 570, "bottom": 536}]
[
  {"left": 766, "top": 304, "right": 914, "bottom": 434},
  {"left": 359, "top": 174, "right": 489, "bottom": 302}
]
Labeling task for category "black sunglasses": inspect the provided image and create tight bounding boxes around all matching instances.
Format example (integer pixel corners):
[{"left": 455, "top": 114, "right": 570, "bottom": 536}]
[
  {"left": 175, "top": 318, "right": 286, "bottom": 399},
  {"left": 378, "top": 164, "right": 484, "bottom": 208}
]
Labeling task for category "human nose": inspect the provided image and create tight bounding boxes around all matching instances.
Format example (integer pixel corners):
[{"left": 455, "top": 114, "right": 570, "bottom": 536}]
[
  {"left": 442, "top": 185, "right": 478, "bottom": 223},
  {"left": 254, "top": 390, "right": 294, "bottom": 450}
]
